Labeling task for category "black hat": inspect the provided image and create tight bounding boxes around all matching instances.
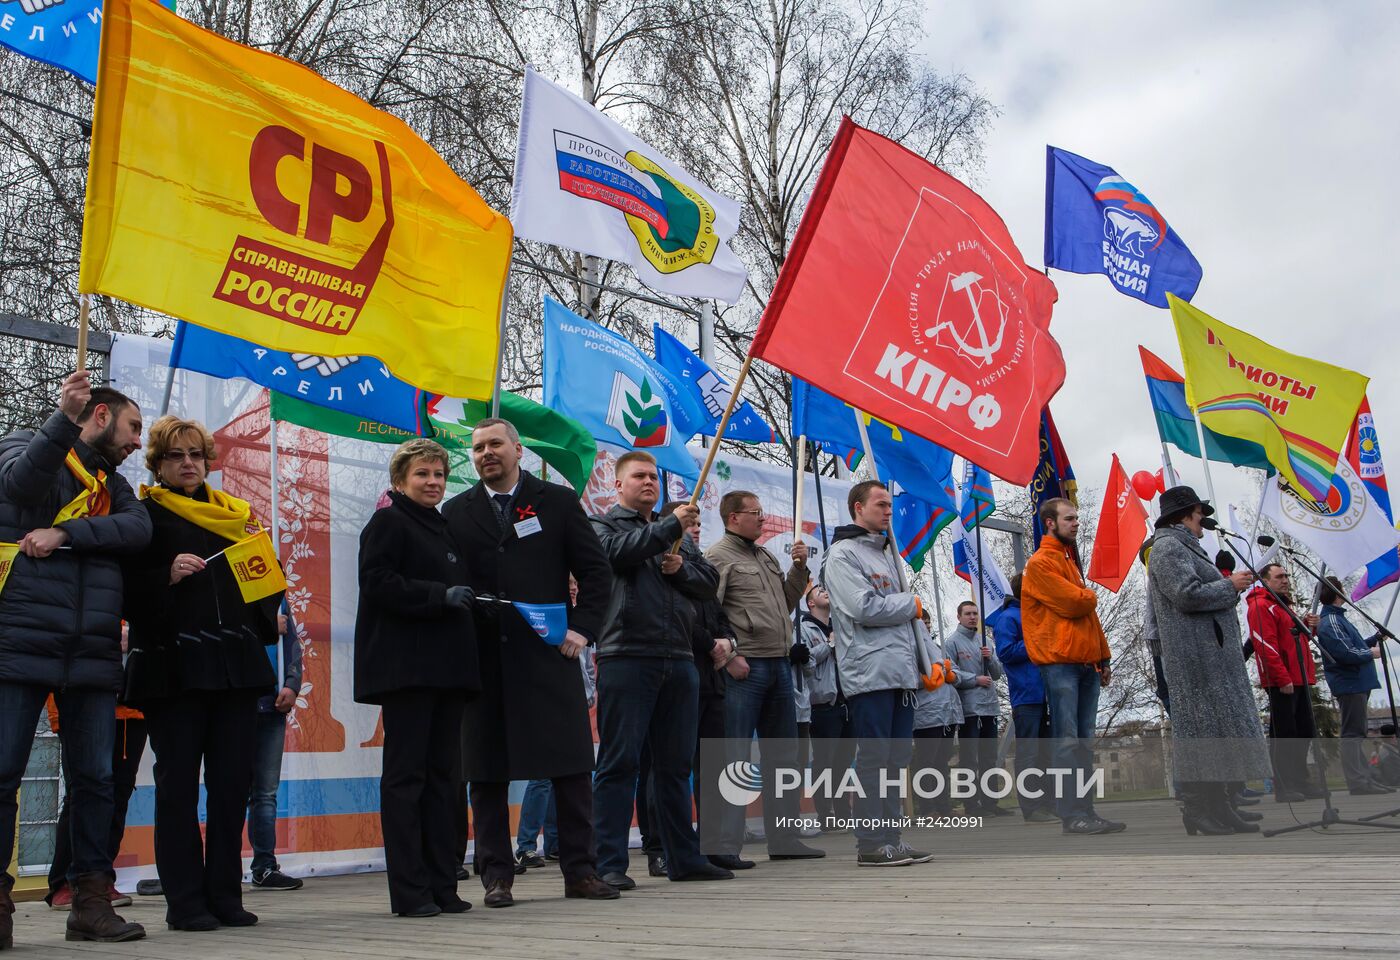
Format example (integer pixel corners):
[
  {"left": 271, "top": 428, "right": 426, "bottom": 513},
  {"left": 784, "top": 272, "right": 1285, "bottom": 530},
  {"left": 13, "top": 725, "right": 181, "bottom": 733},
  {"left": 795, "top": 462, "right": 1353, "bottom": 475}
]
[{"left": 1155, "top": 485, "right": 1215, "bottom": 529}]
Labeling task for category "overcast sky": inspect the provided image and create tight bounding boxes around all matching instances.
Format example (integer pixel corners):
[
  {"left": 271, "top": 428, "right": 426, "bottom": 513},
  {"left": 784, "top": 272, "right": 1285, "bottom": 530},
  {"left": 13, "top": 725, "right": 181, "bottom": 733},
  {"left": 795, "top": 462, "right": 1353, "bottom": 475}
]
[{"left": 916, "top": 2, "right": 1399, "bottom": 517}]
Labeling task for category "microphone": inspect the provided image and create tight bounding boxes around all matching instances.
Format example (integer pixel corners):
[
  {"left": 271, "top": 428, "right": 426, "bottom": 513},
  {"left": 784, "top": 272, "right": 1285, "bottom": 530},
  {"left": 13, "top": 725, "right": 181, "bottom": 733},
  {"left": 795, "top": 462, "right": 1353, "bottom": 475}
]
[{"left": 1201, "top": 517, "right": 1219, "bottom": 530}]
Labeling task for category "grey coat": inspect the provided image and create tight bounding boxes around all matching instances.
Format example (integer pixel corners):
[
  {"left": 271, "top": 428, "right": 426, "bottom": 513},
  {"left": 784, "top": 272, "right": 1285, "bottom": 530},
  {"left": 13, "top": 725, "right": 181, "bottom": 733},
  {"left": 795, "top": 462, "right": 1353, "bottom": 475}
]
[
  {"left": 1147, "top": 525, "right": 1270, "bottom": 783},
  {"left": 946, "top": 624, "right": 1004, "bottom": 718},
  {"left": 914, "top": 631, "right": 964, "bottom": 730}
]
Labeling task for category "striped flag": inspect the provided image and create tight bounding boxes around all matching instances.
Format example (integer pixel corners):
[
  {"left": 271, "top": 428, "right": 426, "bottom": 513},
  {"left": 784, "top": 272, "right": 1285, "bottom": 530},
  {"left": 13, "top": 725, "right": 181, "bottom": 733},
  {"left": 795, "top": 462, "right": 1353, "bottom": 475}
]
[{"left": 1345, "top": 396, "right": 1400, "bottom": 599}]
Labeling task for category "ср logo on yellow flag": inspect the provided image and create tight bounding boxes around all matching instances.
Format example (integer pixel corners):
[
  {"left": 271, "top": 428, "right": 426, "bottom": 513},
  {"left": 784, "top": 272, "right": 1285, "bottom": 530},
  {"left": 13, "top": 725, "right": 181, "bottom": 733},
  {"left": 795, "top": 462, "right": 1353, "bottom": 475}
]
[
  {"left": 80, "top": 0, "right": 513, "bottom": 400},
  {"left": 223, "top": 531, "right": 287, "bottom": 604},
  {"left": 1169, "top": 294, "right": 1368, "bottom": 504},
  {"left": 0, "top": 543, "right": 18, "bottom": 597}
]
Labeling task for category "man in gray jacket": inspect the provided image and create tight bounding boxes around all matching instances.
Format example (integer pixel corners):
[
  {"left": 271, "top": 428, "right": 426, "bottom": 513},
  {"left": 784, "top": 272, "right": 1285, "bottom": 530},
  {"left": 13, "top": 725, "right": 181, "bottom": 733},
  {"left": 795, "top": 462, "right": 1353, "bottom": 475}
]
[
  {"left": 946, "top": 601, "right": 1008, "bottom": 816},
  {"left": 0, "top": 372, "right": 150, "bottom": 947},
  {"left": 820, "top": 481, "right": 933, "bottom": 867}
]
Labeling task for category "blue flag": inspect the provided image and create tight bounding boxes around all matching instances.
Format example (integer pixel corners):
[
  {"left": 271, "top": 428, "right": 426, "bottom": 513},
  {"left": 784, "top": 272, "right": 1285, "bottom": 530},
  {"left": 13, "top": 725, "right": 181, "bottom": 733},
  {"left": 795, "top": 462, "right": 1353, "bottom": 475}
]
[
  {"left": 892, "top": 488, "right": 955, "bottom": 572},
  {"left": 542, "top": 297, "right": 704, "bottom": 479},
  {"left": 959, "top": 460, "right": 995, "bottom": 531},
  {"left": 791, "top": 378, "right": 956, "bottom": 510},
  {"left": 511, "top": 601, "right": 570, "bottom": 646},
  {"left": 1029, "top": 410, "right": 1080, "bottom": 548},
  {"left": 1045, "top": 146, "right": 1202, "bottom": 308},
  {"left": 0, "top": 0, "right": 175, "bottom": 84},
  {"left": 652, "top": 326, "right": 777, "bottom": 443},
  {"left": 169, "top": 321, "right": 427, "bottom": 433}
]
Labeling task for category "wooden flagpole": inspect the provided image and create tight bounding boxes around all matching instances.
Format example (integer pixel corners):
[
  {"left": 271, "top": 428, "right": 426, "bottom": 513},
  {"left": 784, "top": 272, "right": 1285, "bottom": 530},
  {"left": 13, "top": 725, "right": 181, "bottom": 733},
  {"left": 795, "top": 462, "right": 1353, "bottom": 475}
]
[{"left": 76, "top": 295, "right": 90, "bottom": 372}]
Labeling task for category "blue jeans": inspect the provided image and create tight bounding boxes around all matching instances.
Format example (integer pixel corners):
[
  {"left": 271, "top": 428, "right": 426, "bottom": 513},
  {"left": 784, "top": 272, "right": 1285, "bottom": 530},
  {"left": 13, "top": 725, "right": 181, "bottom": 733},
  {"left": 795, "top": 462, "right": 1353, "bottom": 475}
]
[
  {"left": 1039, "top": 663, "right": 1100, "bottom": 820},
  {"left": 515, "top": 779, "right": 558, "bottom": 857},
  {"left": 847, "top": 689, "right": 914, "bottom": 853},
  {"left": 1010, "top": 703, "right": 1053, "bottom": 816},
  {"left": 247, "top": 710, "right": 288, "bottom": 876},
  {"left": 716, "top": 656, "right": 800, "bottom": 854},
  {"left": 0, "top": 681, "right": 116, "bottom": 883},
  {"left": 592, "top": 656, "right": 704, "bottom": 877}
]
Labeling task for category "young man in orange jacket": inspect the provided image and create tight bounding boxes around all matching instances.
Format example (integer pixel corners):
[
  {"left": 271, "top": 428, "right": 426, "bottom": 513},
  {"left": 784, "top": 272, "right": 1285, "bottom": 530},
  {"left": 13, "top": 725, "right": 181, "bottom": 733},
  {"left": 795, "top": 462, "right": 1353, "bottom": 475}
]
[{"left": 1021, "top": 498, "right": 1125, "bottom": 835}]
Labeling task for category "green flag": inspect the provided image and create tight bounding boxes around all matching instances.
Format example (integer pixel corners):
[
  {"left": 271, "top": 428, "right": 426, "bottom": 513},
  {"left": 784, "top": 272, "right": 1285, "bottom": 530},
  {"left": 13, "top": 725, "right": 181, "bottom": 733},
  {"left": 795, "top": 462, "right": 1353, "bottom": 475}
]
[{"left": 268, "top": 391, "right": 598, "bottom": 494}]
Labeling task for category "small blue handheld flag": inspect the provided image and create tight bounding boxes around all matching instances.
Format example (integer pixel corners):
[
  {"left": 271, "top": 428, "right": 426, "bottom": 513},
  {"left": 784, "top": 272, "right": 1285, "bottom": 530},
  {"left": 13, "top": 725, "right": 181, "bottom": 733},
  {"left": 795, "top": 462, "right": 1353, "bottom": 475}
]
[{"left": 510, "top": 601, "right": 570, "bottom": 646}]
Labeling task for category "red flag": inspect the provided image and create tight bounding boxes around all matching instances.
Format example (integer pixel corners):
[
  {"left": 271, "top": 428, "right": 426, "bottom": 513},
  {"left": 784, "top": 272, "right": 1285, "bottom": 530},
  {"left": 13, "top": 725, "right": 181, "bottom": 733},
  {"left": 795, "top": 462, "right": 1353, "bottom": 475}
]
[
  {"left": 751, "top": 118, "right": 1062, "bottom": 484},
  {"left": 1087, "top": 454, "right": 1149, "bottom": 593}
]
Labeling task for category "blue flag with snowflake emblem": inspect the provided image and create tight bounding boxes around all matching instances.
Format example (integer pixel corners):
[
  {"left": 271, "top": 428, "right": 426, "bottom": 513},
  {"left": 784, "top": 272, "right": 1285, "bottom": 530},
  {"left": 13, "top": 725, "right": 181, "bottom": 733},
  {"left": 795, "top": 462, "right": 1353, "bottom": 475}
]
[
  {"left": 1045, "top": 146, "right": 1202, "bottom": 307},
  {"left": 542, "top": 297, "right": 704, "bottom": 479}
]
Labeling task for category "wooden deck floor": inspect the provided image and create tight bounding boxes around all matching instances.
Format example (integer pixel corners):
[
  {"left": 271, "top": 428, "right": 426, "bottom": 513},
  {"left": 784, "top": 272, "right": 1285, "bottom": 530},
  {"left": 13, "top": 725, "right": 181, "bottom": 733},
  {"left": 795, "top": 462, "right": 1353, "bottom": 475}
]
[{"left": 10, "top": 795, "right": 1400, "bottom": 959}]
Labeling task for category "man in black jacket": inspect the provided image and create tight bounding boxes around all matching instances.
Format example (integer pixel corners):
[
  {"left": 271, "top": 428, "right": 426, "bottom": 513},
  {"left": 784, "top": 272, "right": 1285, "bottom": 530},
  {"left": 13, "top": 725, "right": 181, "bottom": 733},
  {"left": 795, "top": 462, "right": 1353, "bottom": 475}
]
[
  {"left": 590, "top": 452, "right": 731, "bottom": 888},
  {"left": 0, "top": 372, "right": 150, "bottom": 946},
  {"left": 443, "top": 419, "right": 618, "bottom": 907}
]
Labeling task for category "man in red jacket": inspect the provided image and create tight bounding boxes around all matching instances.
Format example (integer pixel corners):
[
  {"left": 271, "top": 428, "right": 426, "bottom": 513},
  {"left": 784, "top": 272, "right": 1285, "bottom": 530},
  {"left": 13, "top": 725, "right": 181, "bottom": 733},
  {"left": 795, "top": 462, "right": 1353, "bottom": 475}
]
[{"left": 1245, "top": 563, "right": 1322, "bottom": 802}]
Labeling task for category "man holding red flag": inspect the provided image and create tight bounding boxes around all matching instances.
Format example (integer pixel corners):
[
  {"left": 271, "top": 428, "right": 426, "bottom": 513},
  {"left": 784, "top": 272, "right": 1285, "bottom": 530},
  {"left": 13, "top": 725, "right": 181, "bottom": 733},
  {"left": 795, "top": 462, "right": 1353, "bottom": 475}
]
[{"left": 751, "top": 118, "right": 1063, "bottom": 485}]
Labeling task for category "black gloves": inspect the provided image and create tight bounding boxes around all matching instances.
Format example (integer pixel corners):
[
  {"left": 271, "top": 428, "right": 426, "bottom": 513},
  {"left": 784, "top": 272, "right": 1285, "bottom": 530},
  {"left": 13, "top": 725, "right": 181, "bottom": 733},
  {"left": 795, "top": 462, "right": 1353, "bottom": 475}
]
[
  {"left": 788, "top": 641, "right": 811, "bottom": 666},
  {"left": 445, "top": 585, "right": 475, "bottom": 610}
]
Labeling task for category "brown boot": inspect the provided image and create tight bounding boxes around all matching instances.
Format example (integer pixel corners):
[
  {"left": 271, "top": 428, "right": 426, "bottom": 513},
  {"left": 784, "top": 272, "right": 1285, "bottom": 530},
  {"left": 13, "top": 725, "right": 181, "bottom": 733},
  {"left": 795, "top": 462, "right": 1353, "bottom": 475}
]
[
  {"left": 2, "top": 872, "right": 14, "bottom": 950},
  {"left": 482, "top": 880, "right": 514, "bottom": 908},
  {"left": 564, "top": 874, "right": 621, "bottom": 900},
  {"left": 65, "top": 872, "right": 145, "bottom": 943}
]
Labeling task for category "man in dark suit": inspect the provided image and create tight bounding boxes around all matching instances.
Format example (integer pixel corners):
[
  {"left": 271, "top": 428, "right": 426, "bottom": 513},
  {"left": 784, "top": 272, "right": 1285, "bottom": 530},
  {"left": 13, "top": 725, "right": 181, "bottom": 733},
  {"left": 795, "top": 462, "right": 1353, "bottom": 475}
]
[{"left": 442, "top": 418, "right": 618, "bottom": 907}]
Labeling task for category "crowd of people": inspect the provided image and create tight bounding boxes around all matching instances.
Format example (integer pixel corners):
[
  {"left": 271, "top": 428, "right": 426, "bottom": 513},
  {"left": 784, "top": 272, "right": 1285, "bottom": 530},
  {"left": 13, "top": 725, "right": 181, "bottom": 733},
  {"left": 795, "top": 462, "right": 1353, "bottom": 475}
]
[{"left": 2, "top": 377, "right": 1396, "bottom": 948}]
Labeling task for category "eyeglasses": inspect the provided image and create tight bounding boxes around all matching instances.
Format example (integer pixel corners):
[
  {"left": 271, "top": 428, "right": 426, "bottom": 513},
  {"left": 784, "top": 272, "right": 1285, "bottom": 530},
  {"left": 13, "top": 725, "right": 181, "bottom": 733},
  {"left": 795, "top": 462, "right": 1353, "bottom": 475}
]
[
  {"left": 161, "top": 449, "right": 206, "bottom": 463},
  {"left": 734, "top": 509, "right": 766, "bottom": 521}
]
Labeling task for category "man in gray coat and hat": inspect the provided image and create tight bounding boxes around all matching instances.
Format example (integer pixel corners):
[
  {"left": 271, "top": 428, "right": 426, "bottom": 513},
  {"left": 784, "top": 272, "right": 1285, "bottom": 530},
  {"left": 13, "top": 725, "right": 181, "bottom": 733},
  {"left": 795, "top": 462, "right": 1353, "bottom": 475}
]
[{"left": 1146, "top": 485, "right": 1268, "bottom": 836}]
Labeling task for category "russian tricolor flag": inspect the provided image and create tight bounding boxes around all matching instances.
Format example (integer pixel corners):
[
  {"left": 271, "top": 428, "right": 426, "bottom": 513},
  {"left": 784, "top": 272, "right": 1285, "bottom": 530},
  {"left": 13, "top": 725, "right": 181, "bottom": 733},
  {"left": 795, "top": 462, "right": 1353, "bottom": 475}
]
[{"left": 1139, "top": 346, "right": 1270, "bottom": 470}]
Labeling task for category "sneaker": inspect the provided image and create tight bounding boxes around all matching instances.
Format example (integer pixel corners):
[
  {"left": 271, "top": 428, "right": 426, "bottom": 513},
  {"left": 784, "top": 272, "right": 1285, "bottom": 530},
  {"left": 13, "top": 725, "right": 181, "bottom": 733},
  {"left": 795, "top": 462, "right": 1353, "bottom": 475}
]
[
  {"left": 1061, "top": 816, "right": 1114, "bottom": 835},
  {"left": 1024, "top": 808, "right": 1060, "bottom": 824},
  {"left": 48, "top": 884, "right": 73, "bottom": 910},
  {"left": 107, "top": 881, "right": 133, "bottom": 907},
  {"left": 251, "top": 869, "right": 304, "bottom": 891},
  {"left": 516, "top": 851, "right": 546, "bottom": 869},
  {"left": 544, "top": 850, "right": 561, "bottom": 861},
  {"left": 1087, "top": 813, "right": 1127, "bottom": 834},
  {"left": 136, "top": 878, "right": 164, "bottom": 897},
  {"left": 856, "top": 844, "right": 914, "bottom": 867},
  {"left": 893, "top": 840, "right": 934, "bottom": 864}
]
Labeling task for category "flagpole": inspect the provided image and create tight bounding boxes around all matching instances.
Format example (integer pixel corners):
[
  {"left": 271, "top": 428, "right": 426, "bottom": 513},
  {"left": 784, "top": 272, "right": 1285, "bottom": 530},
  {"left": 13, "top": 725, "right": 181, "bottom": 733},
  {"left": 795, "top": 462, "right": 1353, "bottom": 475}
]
[
  {"left": 974, "top": 511, "right": 987, "bottom": 629},
  {"left": 1160, "top": 443, "right": 1179, "bottom": 488},
  {"left": 269, "top": 413, "right": 282, "bottom": 562},
  {"left": 76, "top": 294, "right": 90, "bottom": 373},
  {"left": 1192, "top": 411, "right": 1219, "bottom": 506},
  {"left": 810, "top": 440, "right": 830, "bottom": 551},
  {"left": 793, "top": 435, "right": 807, "bottom": 546},
  {"left": 929, "top": 543, "right": 947, "bottom": 645},
  {"left": 1247, "top": 469, "right": 1269, "bottom": 564},
  {"left": 490, "top": 261, "right": 515, "bottom": 418}
]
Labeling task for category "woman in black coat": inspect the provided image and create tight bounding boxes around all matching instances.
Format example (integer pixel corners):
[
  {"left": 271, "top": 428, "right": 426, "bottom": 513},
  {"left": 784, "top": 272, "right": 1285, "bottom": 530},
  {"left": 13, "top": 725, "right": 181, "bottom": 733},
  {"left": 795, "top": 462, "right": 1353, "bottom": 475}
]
[
  {"left": 122, "top": 416, "right": 282, "bottom": 932},
  {"left": 354, "top": 438, "right": 480, "bottom": 918}
]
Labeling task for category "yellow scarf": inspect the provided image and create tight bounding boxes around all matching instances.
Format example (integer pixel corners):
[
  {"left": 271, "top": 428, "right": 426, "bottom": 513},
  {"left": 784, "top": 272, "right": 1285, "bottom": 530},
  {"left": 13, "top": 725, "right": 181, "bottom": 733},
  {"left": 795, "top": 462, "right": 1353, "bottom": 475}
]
[
  {"left": 142, "top": 483, "right": 264, "bottom": 543},
  {"left": 54, "top": 450, "right": 111, "bottom": 523}
]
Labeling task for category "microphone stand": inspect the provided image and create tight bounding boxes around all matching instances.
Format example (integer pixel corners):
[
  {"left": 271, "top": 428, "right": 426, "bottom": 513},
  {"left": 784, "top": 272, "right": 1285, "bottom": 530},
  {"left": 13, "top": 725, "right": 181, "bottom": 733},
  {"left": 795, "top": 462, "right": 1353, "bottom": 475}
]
[
  {"left": 1214, "top": 529, "right": 1400, "bottom": 833},
  {"left": 1279, "top": 546, "right": 1400, "bottom": 825}
]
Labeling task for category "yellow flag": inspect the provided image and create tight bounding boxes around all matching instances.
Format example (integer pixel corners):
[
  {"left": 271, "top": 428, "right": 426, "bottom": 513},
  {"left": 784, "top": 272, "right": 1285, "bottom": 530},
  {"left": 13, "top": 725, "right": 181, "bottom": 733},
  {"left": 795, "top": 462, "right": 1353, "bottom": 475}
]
[
  {"left": 223, "top": 531, "right": 287, "bottom": 604},
  {"left": 0, "top": 543, "right": 18, "bottom": 597},
  {"left": 1169, "top": 294, "right": 1368, "bottom": 503},
  {"left": 81, "top": 0, "right": 513, "bottom": 400}
]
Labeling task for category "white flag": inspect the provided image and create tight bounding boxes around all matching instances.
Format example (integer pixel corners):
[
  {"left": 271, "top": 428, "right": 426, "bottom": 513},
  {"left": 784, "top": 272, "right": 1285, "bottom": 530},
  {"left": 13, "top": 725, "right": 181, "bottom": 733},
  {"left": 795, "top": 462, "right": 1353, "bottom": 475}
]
[
  {"left": 1261, "top": 458, "right": 1400, "bottom": 575},
  {"left": 511, "top": 67, "right": 748, "bottom": 302},
  {"left": 953, "top": 516, "right": 1012, "bottom": 621}
]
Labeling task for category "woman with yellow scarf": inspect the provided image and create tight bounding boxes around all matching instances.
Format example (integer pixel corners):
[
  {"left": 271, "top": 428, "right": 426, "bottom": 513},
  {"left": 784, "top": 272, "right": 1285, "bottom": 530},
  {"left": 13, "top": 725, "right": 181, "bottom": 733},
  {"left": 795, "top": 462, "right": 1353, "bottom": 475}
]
[{"left": 121, "top": 416, "right": 283, "bottom": 932}]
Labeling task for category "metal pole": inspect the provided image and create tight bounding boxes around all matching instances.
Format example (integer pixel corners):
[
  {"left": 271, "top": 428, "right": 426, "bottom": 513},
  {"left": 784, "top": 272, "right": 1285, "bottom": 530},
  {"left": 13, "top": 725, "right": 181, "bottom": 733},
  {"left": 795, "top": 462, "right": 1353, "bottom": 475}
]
[
  {"left": 929, "top": 545, "right": 947, "bottom": 645},
  {"left": 1160, "top": 442, "right": 1179, "bottom": 488},
  {"left": 268, "top": 415, "right": 282, "bottom": 562},
  {"left": 699, "top": 301, "right": 715, "bottom": 365},
  {"left": 1192, "top": 411, "right": 1219, "bottom": 507},
  {"left": 810, "top": 440, "right": 830, "bottom": 550},
  {"left": 490, "top": 261, "right": 514, "bottom": 417}
]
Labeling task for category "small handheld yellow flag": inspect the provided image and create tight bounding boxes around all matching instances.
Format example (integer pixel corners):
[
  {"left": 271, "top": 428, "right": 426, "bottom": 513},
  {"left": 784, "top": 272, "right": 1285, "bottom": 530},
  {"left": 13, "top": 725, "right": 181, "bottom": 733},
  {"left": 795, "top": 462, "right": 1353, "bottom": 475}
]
[
  {"left": 81, "top": 0, "right": 512, "bottom": 400},
  {"left": 0, "top": 543, "right": 18, "bottom": 597},
  {"left": 1170, "top": 294, "right": 1368, "bottom": 504},
  {"left": 222, "top": 531, "right": 287, "bottom": 604}
]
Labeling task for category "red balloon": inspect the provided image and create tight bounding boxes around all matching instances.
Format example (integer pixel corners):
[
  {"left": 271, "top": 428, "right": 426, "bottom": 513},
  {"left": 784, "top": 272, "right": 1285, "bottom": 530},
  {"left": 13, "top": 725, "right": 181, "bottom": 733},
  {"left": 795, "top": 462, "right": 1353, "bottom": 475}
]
[
  {"left": 1154, "top": 468, "right": 1166, "bottom": 494},
  {"left": 1131, "top": 470, "right": 1158, "bottom": 500}
]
